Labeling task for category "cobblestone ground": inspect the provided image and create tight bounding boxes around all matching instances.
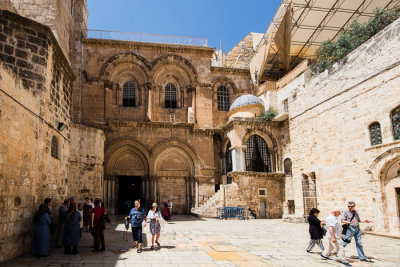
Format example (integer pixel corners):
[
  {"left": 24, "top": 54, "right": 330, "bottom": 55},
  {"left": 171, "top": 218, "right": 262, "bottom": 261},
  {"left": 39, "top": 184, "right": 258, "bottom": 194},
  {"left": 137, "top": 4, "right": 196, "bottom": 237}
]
[{"left": 5, "top": 215, "right": 400, "bottom": 267}]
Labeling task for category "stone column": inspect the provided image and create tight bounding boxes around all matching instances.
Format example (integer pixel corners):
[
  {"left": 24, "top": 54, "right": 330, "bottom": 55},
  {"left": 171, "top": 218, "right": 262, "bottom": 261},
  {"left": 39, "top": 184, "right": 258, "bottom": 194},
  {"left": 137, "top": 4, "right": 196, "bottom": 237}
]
[
  {"left": 231, "top": 147, "right": 245, "bottom": 171},
  {"left": 111, "top": 178, "right": 116, "bottom": 214},
  {"left": 147, "top": 85, "right": 153, "bottom": 121},
  {"left": 195, "top": 178, "right": 199, "bottom": 208}
]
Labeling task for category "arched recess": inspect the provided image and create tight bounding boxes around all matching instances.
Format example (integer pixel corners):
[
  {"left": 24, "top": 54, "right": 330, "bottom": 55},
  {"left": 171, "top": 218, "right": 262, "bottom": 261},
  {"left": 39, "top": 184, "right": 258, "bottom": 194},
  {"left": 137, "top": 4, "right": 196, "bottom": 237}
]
[
  {"left": 151, "top": 139, "right": 199, "bottom": 213},
  {"left": 367, "top": 147, "right": 400, "bottom": 231},
  {"left": 242, "top": 129, "right": 280, "bottom": 172}
]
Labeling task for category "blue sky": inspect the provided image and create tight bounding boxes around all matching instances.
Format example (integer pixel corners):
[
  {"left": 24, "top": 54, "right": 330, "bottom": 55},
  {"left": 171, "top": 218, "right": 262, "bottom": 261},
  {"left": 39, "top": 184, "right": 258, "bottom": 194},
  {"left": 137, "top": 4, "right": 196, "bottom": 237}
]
[{"left": 86, "top": 0, "right": 281, "bottom": 52}]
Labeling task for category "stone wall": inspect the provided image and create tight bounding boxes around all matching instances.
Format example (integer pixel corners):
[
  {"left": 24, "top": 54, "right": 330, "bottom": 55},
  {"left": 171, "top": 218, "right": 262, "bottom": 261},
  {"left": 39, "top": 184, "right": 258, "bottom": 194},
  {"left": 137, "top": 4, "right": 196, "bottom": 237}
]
[
  {"left": 283, "top": 18, "right": 400, "bottom": 231},
  {"left": 4, "top": 0, "right": 87, "bottom": 64},
  {"left": 68, "top": 124, "right": 104, "bottom": 202},
  {"left": 0, "top": 11, "right": 74, "bottom": 261},
  {"left": 79, "top": 39, "right": 251, "bottom": 129},
  {"left": 226, "top": 172, "right": 285, "bottom": 218}
]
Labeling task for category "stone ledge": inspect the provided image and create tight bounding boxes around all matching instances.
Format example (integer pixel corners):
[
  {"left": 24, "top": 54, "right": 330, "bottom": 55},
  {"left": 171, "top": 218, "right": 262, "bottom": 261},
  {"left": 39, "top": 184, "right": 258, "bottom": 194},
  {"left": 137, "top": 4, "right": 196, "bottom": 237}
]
[
  {"left": 365, "top": 139, "right": 400, "bottom": 151},
  {"left": 228, "top": 171, "right": 285, "bottom": 179}
]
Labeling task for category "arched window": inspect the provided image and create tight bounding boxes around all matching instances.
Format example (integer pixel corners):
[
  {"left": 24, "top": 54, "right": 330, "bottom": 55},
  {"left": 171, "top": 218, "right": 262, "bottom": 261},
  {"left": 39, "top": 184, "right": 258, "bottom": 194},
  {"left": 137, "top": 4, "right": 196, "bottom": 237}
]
[
  {"left": 51, "top": 136, "right": 58, "bottom": 159},
  {"left": 217, "top": 85, "right": 230, "bottom": 111},
  {"left": 165, "top": 82, "right": 177, "bottom": 108},
  {"left": 225, "top": 142, "right": 232, "bottom": 173},
  {"left": 245, "top": 135, "right": 271, "bottom": 172},
  {"left": 122, "top": 81, "right": 136, "bottom": 107},
  {"left": 284, "top": 158, "right": 292, "bottom": 176},
  {"left": 369, "top": 122, "right": 382, "bottom": 146},
  {"left": 392, "top": 106, "right": 400, "bottom": 140}
]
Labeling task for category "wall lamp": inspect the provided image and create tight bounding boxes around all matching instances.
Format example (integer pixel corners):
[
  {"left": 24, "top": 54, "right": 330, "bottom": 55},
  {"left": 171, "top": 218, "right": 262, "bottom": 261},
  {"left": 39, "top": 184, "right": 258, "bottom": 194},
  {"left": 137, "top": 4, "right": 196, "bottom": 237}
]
[{"left": 58, "top": 122, "right": 66, "bottom": 131}]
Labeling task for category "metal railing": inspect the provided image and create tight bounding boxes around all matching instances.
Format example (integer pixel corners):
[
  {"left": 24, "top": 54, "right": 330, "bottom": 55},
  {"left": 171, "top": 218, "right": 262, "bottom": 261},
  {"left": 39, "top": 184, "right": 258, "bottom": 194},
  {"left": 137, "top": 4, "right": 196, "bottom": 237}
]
[
  {"left": 217, "top": 207, "right": 245, "bottom": 220},
  {"left": 87, "top": 29, "right": 208, "bottom": 47}
]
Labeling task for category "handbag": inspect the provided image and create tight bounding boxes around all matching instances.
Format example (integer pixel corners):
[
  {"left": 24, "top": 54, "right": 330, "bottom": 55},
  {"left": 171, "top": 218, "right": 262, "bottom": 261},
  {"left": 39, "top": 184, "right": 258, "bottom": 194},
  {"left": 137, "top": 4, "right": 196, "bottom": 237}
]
[
  {"left": 322, "top": 225, "right": 327, "bottom": 236},
  {"left": 342, "top": 211, "right": 356, "bottom": 235}
]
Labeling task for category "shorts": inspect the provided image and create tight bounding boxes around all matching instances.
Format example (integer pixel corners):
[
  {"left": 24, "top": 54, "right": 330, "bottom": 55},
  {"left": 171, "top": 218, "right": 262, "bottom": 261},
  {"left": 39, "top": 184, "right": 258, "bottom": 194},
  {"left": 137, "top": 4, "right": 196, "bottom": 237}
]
[{"left": 132, "top": 226, "right": 143, "bottom": 243}]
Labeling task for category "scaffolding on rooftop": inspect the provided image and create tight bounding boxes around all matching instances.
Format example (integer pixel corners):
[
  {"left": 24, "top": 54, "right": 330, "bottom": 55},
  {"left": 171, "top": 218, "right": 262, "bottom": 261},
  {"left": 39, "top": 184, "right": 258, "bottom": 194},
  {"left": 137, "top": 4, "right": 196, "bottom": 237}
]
[{"left": 86, "top": 29, "right": 208, "bottom": 47}]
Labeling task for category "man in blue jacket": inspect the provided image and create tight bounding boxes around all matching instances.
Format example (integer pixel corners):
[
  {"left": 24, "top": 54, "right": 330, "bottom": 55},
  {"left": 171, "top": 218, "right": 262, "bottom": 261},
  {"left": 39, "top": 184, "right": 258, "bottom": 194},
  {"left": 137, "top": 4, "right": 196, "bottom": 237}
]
[{"left": 125, "top": 200, "right": 147, "bottom": 253}]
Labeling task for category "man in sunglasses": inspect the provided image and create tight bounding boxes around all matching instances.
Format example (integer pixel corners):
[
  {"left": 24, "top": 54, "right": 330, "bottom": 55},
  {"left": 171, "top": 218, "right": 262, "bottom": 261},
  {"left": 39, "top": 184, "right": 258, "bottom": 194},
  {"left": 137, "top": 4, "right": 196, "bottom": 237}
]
[{"left": 341, "top": 201, "right": 373, "bottom": 262}]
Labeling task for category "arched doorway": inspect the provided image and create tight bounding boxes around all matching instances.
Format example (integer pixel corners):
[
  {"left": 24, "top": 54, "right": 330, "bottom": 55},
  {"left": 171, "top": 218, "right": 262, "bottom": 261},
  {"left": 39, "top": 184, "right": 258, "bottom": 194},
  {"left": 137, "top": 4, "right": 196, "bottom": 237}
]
[
  {"left": 104, "top": 140, "right": 150, "bottom": 214},
  {"left": 379, "top": 157, "right": 400, "bottom": 231}
]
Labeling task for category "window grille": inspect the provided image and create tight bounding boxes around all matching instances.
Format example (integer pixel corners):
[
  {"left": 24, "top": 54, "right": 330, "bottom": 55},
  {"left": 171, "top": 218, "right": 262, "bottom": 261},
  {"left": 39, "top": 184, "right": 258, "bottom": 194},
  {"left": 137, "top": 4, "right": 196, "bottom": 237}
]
[
  {"left": 302, "top": 173, "right": 317, "bottom": 215},
  {"left": 122, "top": 81, "right": 136, "bottom": 107},
  {"left": 165, "top": 83, "right": 177, "bottom": 108},
  {"left": 225, "top": 142, "right": 232, "bottom": 173},
  {"left": 369, "top": 122, "right": 382, "bottom": 146},
  {"left": 245, "top": 135, "right": 271, "bottom": 172},
  {"left": 217, "top": 85, "right": 230, "bottom": 111},
  {"left": 392, "top": 107, "right": 400, "bottom": 140},
  {"left": 51, "top": 136, "right": 58, "bottom": 159}
]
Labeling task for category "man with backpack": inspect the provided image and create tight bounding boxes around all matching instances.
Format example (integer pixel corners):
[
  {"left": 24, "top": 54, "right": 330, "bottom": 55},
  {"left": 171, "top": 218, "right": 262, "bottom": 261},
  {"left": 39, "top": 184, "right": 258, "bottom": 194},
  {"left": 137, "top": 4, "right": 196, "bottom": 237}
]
[{"left": 341, "top": 201, "right": 373, "bottom": 263}]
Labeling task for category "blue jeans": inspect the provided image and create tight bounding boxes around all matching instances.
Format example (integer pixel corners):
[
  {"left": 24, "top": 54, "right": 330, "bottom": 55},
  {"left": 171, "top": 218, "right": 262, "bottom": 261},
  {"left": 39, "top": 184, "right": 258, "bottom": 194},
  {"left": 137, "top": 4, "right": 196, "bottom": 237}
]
[
  {"left": 342, "top": 226, "right": 366, "bottom": 259},
  {"left": 132, "top": 226, "right": 143, "bottom": 243}
]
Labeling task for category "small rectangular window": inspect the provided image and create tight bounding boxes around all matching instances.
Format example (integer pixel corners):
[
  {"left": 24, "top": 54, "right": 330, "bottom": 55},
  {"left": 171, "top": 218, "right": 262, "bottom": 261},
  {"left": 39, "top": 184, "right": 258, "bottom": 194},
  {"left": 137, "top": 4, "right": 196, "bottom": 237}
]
[{"left": 258, "top": 189, "right": 266, "bottom": 196}]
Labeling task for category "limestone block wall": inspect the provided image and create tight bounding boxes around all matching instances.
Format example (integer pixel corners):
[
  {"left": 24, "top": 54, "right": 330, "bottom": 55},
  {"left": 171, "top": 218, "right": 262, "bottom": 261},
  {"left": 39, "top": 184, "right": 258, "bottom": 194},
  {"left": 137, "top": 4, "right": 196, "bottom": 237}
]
[
  {"left": 284, "top": 18, "right": 400, "bottom": 231},
  {"left": 79, "top": 40, "right": 251, "bottom": 129},
  {"left": 0, "top": 11, "right": 74, "bottom": 261},
  {"left": 69, "top": 124, "right": 104, "bottom": 202},
  {"left": 226, "top": 172, "right": 285, "bottom": 218},
  {"left": 5, "top": 0, "right": 87, "bottom": 63}
]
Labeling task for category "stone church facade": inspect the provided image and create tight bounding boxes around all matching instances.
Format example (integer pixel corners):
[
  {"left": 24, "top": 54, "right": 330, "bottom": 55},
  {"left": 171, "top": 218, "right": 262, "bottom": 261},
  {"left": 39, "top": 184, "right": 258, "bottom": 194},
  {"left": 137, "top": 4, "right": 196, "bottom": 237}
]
[{"left": 0, "top": 0, "right": 399, "bottom": 262}]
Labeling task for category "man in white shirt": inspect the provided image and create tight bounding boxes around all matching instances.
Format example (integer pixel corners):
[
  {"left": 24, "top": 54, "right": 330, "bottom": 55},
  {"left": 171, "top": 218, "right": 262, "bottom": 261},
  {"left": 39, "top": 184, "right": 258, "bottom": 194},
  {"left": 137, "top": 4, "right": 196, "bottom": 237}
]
[{"left": 321, "top": 209, "right": 351, "bottom": 267}]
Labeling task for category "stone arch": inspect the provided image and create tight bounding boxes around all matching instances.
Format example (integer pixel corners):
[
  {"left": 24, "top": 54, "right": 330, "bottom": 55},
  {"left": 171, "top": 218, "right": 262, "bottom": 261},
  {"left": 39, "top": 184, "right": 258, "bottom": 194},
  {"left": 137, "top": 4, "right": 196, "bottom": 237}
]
[
  {"left": 150, "top": 138, "right": 200, "bottom": 176},
  {"left": 105, "top": 138, "right": 150, "bottom": 176},
  {"left": 242, "top": 129, "right": 279, "bottom": 172},
  {"left": 151, "top": 54, "right": 198, "bottom": 85},
  {"left": 242, "top": 129, "right": 278, "bottom": 149},
  {"left": 367, "top": 147, "right": 400, "bottom": 231},
  {"left": 212, "top": 76, "right": 238, "bottom": 94},
  {"left": 99, "top": 52, "right": 151, "bottom": 83}
]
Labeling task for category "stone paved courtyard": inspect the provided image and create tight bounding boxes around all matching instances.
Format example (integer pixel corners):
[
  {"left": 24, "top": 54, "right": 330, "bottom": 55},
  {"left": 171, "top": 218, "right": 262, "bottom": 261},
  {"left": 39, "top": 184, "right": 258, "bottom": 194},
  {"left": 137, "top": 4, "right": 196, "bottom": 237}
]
[{"left": 5, "top": 215, "right": 400, "bottom": 267}]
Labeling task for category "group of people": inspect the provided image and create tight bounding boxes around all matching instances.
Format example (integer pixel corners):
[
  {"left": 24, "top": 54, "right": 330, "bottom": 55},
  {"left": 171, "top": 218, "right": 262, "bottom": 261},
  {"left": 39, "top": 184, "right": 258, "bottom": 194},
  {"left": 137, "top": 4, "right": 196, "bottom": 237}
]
[
  {"left": 307, "top": 201, "right": 373, "bottom": 266},
  {"left": 125, "top": 199, "right": 173, "bottom": 253},
  {"left": 31, "top": 196, "right": 108, "bottom": 258}
]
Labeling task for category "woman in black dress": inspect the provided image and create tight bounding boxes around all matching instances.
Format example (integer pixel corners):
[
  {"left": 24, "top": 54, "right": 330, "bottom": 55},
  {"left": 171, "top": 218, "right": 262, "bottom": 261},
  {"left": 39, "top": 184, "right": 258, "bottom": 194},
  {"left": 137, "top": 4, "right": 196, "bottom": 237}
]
[{"left": 306, "top": 208, "right": 325, "bottom": 252}]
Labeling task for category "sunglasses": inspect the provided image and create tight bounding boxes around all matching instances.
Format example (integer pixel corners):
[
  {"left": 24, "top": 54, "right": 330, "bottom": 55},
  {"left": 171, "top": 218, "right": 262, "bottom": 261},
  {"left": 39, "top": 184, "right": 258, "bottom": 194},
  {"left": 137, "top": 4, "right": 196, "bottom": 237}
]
[{"left": 348, "top": 206, "right": 355, "bottom": 208}]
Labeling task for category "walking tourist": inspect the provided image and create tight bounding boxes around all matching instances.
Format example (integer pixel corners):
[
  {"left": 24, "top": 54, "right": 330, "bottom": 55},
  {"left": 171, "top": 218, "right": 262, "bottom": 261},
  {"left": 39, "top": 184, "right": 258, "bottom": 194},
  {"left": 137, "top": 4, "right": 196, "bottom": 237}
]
[
  {"left": 168, "top": 200, "right": 173, "bottom": 214},
  {"left": 125, "top": 200, "right": 147, "bottom": 253},
  {"left": 162, "top": 203, "right": 172, "bottom": 221},
  {"left": 56, "top": 199, "right": 70, "bottom": 247},
  {"left": 306, "top": 208, "right": 325, "bottom": 253},
  {"left": 147, "top": 203, "right": 162, "bottom": 250},
  {"left": 91, "top": 199, "right": 106, "bottom": 252},
  {"left": 342, "top": 201, "right": 373, "bottom": 262},
  {"left": 31, "top": 204, "right": 52, "bottom": 259},
  {"left": 321, "top": 209, "right": 351, "bottom": 266},
  {"left": 63, "top": 203, "right": 81, "bottom": 254}
]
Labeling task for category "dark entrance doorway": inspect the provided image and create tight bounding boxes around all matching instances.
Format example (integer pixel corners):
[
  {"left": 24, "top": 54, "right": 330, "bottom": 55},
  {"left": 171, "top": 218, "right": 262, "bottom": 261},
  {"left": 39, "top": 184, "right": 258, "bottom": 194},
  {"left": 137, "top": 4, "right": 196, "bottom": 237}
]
[{"left": 117, "top": 176, "right": 142, "bottom": 214}]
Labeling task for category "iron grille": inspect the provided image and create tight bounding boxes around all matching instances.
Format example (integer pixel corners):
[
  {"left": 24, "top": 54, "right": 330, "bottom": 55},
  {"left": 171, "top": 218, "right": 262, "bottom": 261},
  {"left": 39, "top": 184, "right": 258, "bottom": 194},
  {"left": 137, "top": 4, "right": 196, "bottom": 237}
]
[
  {"left": 245, "top": 135, "right": 271, "bottom": 172},
  {"left": 369, "top": 122, "right": 382, "bottom": 146},
  {"left": 51, "top": 136, "right": 58, "bottom": 159},
  {"left": 122, "top": 81, "right": 136, "bottom": 107},
  {"left": 302, "top": 174, "right": 317, "bottom": 216},
  {"left": 165, "top": 83, "right": 177, "bottom": 108},
  {"left": 225, "top": 142, "right": 232, "bottom": 173},
  {"left": 392, "top": 107, "right": 400, "bottom": 140},
  {"left": 217, "top": 85, "right": 230, "bottom": 111}
]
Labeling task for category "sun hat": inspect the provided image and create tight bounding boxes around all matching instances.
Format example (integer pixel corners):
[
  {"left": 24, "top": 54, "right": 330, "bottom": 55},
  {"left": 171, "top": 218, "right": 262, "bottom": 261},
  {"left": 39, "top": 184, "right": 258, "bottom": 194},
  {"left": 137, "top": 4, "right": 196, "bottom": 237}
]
[{"left": 152, "top": 203, "right": 158, "bottom": 207}]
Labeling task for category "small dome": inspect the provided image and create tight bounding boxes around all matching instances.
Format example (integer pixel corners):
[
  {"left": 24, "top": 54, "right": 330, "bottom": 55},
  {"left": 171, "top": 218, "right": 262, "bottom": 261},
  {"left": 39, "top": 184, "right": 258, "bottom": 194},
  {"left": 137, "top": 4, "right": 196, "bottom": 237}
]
[{"left": 229, "top": 94, "right": 264, "bottom": 111}]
